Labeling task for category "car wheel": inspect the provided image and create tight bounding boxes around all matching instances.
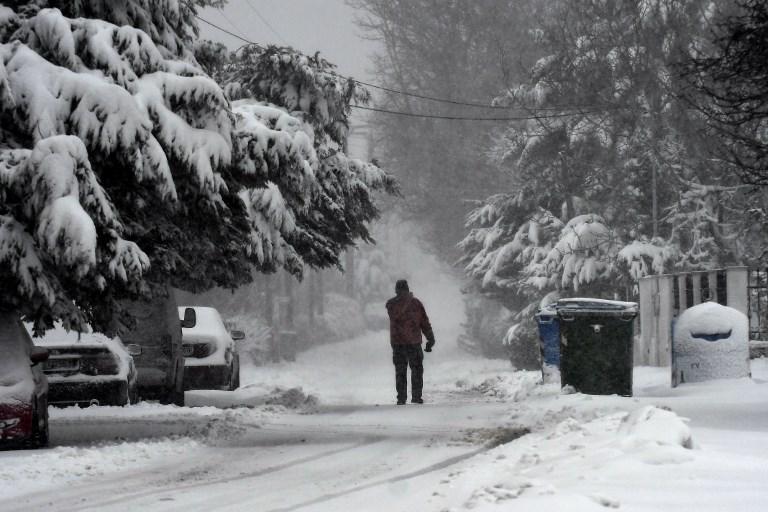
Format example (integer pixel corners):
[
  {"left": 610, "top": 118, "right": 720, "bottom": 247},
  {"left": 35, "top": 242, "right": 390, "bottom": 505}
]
[{"left": 29, "top": 400, "right": 49, "bottom": 449}]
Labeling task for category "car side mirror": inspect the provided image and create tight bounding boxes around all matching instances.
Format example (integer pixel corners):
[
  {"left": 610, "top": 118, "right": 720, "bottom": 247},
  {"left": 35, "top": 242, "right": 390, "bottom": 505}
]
[
  {"left": 230, "top": 330, "right": 245, "bottom": 341},
  {"left": 181, "top": 307, "right": 196, "bottom": 329},
  {"left": 30, "top": 347, "right": 49, "bottom": 366},
  {"left": 125, "top": 344, "right": 142, "bottom": 356}
]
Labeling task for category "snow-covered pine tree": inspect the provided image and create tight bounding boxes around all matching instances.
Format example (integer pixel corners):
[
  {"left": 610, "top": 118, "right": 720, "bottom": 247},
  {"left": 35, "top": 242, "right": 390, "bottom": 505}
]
[
  {"left": 457, "top": 0, "right": 765, "bottom": 363},
  {"left": 220, "top": 44, "right": 398, "bottom": 273},
  {"left": 0, "top": 4, "right": 230, "bottom": 332},
  {"left": 461, "top": 0, "right": 746, "bottom": 305},
  {"left": 0, "top": 2, "right": 318, "bottom": 332}
]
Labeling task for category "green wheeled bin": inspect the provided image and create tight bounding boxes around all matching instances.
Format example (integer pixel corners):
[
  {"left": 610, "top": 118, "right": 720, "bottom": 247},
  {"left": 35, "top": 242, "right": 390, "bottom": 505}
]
[{"left": 556, "top": 298, "right": 638, "bottom": 396}]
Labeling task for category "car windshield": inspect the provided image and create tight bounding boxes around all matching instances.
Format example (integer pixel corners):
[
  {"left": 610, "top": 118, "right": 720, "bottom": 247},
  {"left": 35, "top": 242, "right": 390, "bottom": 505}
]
[{"left": 0, "top": 318, "right": 31, "bottom": 386}]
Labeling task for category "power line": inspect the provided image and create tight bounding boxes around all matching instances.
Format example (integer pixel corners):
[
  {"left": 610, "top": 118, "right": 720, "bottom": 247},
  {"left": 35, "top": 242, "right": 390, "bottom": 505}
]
[
  {"left": 243, "top": 0, "right": 289, "bottom": 46},
  {"left": 351, "top": 104, "right": 609, "bottom": 121},
  {"left": 193, "top": 11, "right": 622, "bottom": 115},
  {"left": 218, "top": 7, "right": 250, "bottom": 41},
  {"left": 346, "top": 77, "right": 621, "bottom": 111},
  {"left": 342, "top": 78, "right": 525, "bottom": 109},
  {"left": 194, "top": 12, "right": 253, "bottom": 44}
]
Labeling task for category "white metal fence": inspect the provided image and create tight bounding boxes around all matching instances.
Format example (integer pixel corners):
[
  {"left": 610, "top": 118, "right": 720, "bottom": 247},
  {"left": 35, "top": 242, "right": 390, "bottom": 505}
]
[{"left": 636, "top": 267, "right": 749, "bottom": 366}]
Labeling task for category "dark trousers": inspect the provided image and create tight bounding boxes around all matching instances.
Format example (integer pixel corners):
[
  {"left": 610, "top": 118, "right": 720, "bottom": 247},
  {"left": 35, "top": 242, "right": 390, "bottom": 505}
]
[{"left": 392, "top": 344, "right": 423, "bottom": 401}]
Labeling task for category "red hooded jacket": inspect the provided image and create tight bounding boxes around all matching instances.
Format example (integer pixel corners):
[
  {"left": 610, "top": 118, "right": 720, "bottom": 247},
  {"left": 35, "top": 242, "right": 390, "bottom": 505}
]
[{"left": 386, "top": 292, "right": 435, "bottom": 346}]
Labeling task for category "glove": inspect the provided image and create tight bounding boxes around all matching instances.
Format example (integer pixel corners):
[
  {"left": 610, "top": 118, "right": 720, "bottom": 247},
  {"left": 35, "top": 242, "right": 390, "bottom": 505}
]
[{"left": 425, "top": 340, "right": 435, "bottom": 352}]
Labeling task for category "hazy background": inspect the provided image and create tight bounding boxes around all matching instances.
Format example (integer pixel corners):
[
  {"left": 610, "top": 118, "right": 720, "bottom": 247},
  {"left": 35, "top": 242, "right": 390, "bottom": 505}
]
[{"left": 199, "top": 0, "right": 378, "bottom": 81}]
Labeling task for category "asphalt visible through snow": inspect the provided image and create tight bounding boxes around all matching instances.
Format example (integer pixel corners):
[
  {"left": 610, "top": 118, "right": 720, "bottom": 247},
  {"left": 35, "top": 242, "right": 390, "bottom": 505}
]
[{"left": 7, "top": 394, "right": 519, "bottom": 512}]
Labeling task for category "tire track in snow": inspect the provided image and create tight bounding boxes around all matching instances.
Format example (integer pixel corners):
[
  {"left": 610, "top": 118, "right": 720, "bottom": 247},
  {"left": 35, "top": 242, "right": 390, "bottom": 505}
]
[
  {"left": 9, "top": 436, "right": 382, "bottom": 512},
  {"left": 266, "top": 446, "right": 489, "bottom": 512}
]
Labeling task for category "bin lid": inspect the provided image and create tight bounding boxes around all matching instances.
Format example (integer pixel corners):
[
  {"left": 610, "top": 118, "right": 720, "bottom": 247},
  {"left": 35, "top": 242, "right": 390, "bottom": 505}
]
[
  {"left": 556, "top": 298, "right": 638, "bottom": 316},
  {"left": 535, "top": 303, "right": 558, "bottom": 319}
]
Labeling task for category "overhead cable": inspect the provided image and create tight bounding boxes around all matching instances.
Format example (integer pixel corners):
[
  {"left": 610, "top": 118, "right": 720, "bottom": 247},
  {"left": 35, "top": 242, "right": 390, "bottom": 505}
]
[
  {"left": 194, "top": 11, "right": 622, "bottom": 115},
  {"left": 351, "top": 104, "right": 609, "bottom": 121},
  {"left": 243, "top": 0, "right": 289, "bottom": 45}
]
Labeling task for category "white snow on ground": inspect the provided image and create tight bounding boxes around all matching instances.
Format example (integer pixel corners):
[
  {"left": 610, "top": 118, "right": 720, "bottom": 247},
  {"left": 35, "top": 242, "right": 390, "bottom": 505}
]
[
  {"left": 296, "top": 360, "right": 768, "bottom": 512},
  {"left": 2, "top": 254, "right": 768, "bottom": 510}
]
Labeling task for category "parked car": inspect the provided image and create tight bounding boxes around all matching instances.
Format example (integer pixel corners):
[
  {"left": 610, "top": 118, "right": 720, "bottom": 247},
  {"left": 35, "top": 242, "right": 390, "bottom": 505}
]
[
  {"left": 179, "top": 306, "right": 243, "bottom": 390},
  {"left": 122, "top": 290, "right": 186, "bottom": 405},
  {"left": 0, "top": 313, "right": 49, "bottom": 449},
  {"left": 29, "top": 325, "right": 138, "bottom": 407}
]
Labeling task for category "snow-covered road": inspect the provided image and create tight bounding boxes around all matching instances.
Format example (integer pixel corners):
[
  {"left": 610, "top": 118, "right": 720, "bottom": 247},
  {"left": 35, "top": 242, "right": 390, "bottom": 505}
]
[
  {"left": 5, "top": 353, "right": 767, "bottom": 512},
  {"left": 4, "top": 380, "right": 522, "bottom": 512},
  {"left": 2, "top": 261, "right": 768, "bottom": 511},
  {"left": 3, "top": 335, "right": 768, "bottom": 511}
]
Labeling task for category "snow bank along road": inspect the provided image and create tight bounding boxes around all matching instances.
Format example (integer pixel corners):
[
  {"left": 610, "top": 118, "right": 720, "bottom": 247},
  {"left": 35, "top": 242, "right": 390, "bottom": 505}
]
[{"left": 2, "top": 332, "right": 768, "bottom": 511}]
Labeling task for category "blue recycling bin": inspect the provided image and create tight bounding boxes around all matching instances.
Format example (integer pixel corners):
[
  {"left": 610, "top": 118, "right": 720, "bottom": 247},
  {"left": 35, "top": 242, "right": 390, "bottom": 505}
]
[{"left": 535, "top": 305, "right": 560, "bottom": 380}]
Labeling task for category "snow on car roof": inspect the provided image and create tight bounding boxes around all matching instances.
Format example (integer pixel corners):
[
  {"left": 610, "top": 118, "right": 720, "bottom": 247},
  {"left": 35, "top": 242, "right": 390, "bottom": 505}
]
[
  {"left": 25, "top": 323, "right": 123, "bottom": 351},
  {"left": 27, "top": 323, "right": 109, "bottom": 344},
  {"left": 178, "top": 306, "right": 228, "bottom": 337}
]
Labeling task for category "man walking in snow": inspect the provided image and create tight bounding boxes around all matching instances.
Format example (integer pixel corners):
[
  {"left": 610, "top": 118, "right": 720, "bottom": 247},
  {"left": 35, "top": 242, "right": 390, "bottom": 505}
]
[{"left": 386, "top": 279, "right": 435, "bottom": 405}]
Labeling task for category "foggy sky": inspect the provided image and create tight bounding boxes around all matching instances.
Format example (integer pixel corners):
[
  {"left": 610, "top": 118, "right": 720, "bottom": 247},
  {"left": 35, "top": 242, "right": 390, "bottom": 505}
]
[{"left": 198, "top": 0, "right": 379, "bottom": 82}]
